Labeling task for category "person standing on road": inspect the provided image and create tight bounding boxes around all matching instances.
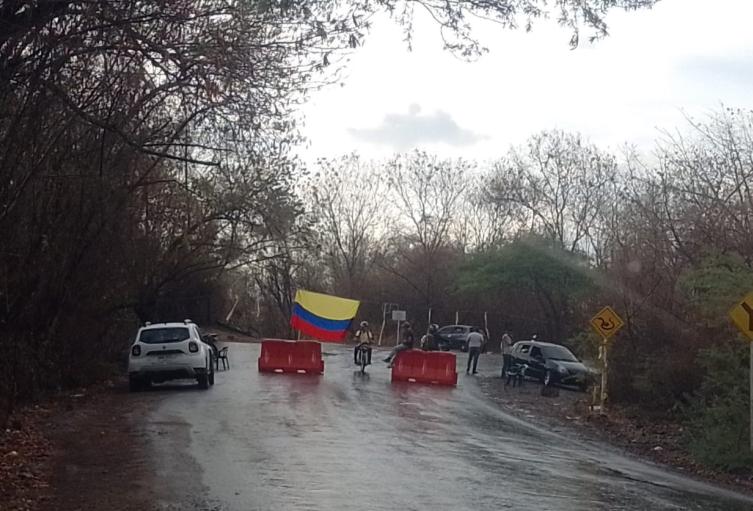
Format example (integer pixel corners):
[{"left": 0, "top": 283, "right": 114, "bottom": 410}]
[
  {"left": 384, "top": 321, "right": 415, "bottom": 367},
  {"left": 501, "top": 332, "right": 513, "bottom": 378},
  {"left": 466, "top": 327, "right": 484, "bottom": 374}
]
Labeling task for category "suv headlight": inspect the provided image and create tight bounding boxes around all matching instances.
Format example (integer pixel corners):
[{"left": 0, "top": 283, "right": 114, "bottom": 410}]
[{"left": 557, "top": 366, "right": 567, "bottom": 374}]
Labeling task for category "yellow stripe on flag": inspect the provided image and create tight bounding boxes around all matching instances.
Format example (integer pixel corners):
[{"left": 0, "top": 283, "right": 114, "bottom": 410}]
[{"left": 294, "top": 290, "right": 360, "bottom": 321}]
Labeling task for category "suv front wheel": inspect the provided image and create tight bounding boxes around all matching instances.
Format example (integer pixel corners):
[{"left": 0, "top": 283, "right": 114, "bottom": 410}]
[{"left": 129, "top": 375, "right": 147, "bottom": 392}]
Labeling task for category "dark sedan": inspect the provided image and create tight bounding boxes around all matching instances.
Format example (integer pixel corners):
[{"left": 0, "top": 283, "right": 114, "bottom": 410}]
[
  {"left": 435, "top": 325, "right": 487, "bottom": 352},
  {"left": 510, "top": 340, "right": 596, "bottom": 391}
]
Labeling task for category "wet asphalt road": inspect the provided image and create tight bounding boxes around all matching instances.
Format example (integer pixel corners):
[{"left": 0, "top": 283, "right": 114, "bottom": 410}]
[{"left": 141, "top": 343, "right": 753, "bottom": 511}]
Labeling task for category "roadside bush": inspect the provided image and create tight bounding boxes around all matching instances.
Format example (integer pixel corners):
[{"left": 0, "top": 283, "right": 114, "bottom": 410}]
[
  {"left": 684, "top": 342, "right": 753, "bottom": 473},
  {"left": 569, "top": 331, "right": 600, "bottom": 364}
]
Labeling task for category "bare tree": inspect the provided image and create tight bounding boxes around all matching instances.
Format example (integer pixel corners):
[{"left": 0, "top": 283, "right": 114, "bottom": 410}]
[
  {"left": 380, "top": 151, "right": 470, "bottom": 308},
  {"left": 454, "top": 173, "right": 521, "bottom": 252},
  {"left": 307, "top": 154, "right": 388, "bottom": 296},
  {"left": 654, "top": 108, "right": 753, "bottom": 259},
  {"left": 490, "top": 130, "right": 618, "bottom": 252}
]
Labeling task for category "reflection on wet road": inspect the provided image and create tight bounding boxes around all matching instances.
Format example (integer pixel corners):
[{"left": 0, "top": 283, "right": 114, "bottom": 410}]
[{"left": 144, "top": 343, "right": 753, "bottom": 510}]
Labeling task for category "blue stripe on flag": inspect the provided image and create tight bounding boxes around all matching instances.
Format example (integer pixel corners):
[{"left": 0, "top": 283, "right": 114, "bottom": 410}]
[{"left": 292, "top": 303, "right": 352, "bottom": 332}]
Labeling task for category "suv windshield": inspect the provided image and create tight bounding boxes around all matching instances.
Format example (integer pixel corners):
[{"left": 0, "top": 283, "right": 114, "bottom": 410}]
[
  {"left": 139, "top": 327, "right": 190, "bottom": 344},
  {"left": 542, "top": 345, "right": 578, "bottom": 362}
]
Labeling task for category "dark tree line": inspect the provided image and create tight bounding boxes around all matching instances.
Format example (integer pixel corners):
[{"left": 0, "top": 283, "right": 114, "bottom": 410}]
[{"left": 0, "top": 0, "right": 334, "bottom": 418}]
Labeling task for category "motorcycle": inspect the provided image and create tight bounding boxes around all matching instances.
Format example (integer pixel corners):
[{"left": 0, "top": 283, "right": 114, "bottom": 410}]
[{"left": 355, "top": 343, "right": 371, "bottom": 373}]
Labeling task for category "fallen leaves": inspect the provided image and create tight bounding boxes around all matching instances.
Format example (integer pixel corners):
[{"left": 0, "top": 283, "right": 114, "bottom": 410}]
[{"left": 0, "top": 407, "right": 53, "bottom": 511}]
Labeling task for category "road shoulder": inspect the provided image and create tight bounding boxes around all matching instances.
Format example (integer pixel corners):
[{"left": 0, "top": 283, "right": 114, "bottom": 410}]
[{"left": 477, "top": 374, "right": 753, "bottom": 496}]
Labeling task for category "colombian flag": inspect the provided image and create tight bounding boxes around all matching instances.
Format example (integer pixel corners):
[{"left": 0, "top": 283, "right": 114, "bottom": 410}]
[{"left": 290, "top": 290, "right": 360, "bottom": 342}]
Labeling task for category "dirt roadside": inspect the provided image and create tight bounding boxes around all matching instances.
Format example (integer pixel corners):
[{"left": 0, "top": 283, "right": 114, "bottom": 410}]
[
  {"left": 1, "top": 328, "right": 242, "bottom": 511},
  {"left": 477, "top": 374, "right": 753, "bottom": 496},
  {"left": 0, "top": 404, "right": 52, "bottom": 511},
  {"left": 1, "top": 380, "right": 165, "bottom": 511}
]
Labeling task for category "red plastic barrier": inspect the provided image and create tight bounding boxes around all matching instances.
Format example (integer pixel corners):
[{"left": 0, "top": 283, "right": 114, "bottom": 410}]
[
  {"left": 258, "top": 339, "right": 324, "bottom": 374},
  {"left": 391, "top": 350, "right": 457, "bottom": 386},
  {"left": 293, "top": 341, "right": 325, "bottom": 374}
]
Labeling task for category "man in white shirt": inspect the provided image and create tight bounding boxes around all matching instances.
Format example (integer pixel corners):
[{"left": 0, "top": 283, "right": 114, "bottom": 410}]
[
  {"left": 466, "top": 328, "right": 484, "bottom": 374},
  {"left": 501, "top": 332, "right": 513, "bottom": 377}
]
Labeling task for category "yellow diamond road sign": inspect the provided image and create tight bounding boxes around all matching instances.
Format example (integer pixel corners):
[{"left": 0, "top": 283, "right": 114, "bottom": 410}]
[
  {"left": 590, "top": 306, "right": 625, "bottom": 339},
  {"left": 729, "top": 292, "right": 753, "bottom": 342}
]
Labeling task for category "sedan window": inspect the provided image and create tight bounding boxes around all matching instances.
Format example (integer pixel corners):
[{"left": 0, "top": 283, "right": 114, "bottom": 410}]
[{"left": 542, "top": 345, "right": 578, "bottom": 362}]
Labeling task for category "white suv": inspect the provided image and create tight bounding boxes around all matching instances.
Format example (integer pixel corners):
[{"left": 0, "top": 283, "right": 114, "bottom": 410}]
[{"left": 127, "top": 321, "right": 214, "bottom": 391}]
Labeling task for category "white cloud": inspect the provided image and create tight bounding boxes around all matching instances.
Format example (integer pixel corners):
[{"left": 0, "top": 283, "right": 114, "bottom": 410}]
[
  {"left": 300, "top": 0, "right": 753, "bottom": 161},
  {"left": 348, "top": 104, "right": 487, "bottom": 149}
]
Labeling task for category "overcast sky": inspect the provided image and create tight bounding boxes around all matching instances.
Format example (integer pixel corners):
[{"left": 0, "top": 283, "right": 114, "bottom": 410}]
[{"left": 300, "top": 0, "right": 753, "bottom": 161}]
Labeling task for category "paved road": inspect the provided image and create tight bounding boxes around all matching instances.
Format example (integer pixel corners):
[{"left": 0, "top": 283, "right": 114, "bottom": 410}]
[{"left": 137, "top": 343, "right": 753, "bottom": 511}]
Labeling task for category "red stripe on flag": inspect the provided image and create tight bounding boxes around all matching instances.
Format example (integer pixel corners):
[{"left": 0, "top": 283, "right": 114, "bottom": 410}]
[{"left": 291, "top": 315, "right": 348, "bottom": 342}]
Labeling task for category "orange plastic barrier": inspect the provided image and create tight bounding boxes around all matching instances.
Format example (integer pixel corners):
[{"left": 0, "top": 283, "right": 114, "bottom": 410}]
[
  {"left": 391, "top": 350, "right": 457, "bottom": 386},
  {"left": 258, "top": 339, "right": 324, "bottom": 374}
]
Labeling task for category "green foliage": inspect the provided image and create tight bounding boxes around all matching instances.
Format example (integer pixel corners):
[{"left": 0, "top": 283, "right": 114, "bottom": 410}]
[
  {"left": 684, "top": 343, "right": 753, "bottom": 473},
  {"left": 569, "top": 330, "right": 601, "bottom": 363},
  {"left": 678, "top": 252, "right": 753, "bottom": 329},
  {"left": 458, "top": 236, "right": 593, "bottom": 295},
  {"left": 457, "top": 236, "right": 594, "bottom": 339}
]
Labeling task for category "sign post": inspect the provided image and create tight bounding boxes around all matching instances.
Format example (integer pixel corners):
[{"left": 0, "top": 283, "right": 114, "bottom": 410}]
[
  {"left": 392, "top": 310, "right": 406, "bottom": 346},
  {"left": 728, "top": 291, "right": 753, "bottom": 451},
  {"left": 589, "top": 306, "right": 625, "bottom": 415},
  {"left": 379, "top": 302, "right": 398, "bottom": 346}
]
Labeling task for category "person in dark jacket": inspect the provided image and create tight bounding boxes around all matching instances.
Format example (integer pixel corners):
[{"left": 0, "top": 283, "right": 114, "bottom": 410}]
[
  {"left": 383, "top": 321, "right": 415, "bottom": 367},
  {"left": 421, "top": 323, "right": 439, "bottom": 351}
]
